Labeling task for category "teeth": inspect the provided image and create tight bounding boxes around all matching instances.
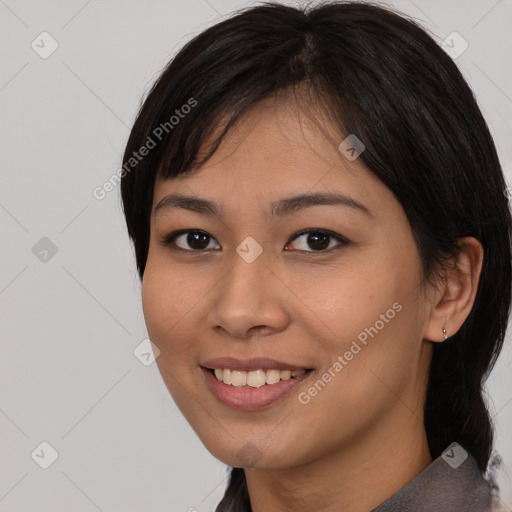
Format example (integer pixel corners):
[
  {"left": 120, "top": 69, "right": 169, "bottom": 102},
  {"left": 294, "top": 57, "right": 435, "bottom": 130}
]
[
  {"left": 231, "top": 370, "right": 247, "bottom": 387},
  {"left": 212, "top": 368, "right": 307, "bottom": 387},
  {"left": 280, "top": 370, "right": 292, "bottom": 381},
  {"left": 247, "top": 369, "right": 266, "bottom": 388},
  {"left": 266, "top": 369, "right": 281, "bottom": 384},
  {"left": 222, "top": 369, "right": 231, "bottom": 385}
]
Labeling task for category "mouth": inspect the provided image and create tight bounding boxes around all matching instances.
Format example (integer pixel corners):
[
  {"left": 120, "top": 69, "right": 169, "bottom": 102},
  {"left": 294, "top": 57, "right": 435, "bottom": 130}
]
[
  {"left": 200, "top": 358, "right": 314, "bottom": 409},
  {"left": 206, "top": 367, "right": 310, "bottom": 387}
]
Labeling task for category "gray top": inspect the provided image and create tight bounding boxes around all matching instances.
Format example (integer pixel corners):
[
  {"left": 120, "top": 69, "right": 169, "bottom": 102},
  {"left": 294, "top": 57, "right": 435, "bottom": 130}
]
[{"left": 372, "top": 448, "right": 501, "bottom": 512}]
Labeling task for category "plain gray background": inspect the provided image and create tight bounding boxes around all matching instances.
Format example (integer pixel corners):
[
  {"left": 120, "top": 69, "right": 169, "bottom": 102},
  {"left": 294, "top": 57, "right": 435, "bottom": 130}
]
[{"left": 0, "top": 0, "right": 511, "bottom": 510}]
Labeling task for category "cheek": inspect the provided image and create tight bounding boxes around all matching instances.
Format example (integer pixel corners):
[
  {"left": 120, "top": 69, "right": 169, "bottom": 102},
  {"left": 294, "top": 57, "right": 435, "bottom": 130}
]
[
  {"left": 141, "top": 259, "right": 201, "bottom": 365},
  {"left": 309, "top": 265, "right": 397, "bottom": 343},
  {"left": 293, "top": 299, "right": 423, "bottom": 447},
  {"left": 141, "top": 262, "right": 207, "bottom": 415},
  {"left": 310, "top": 257, "right": 423, "bottom": 393}
]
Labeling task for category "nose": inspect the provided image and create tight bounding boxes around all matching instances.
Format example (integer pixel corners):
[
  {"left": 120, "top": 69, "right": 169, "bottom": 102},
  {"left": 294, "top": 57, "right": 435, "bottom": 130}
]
[{"left": 206, "top": 246, "right": 290, "bottom": 340}]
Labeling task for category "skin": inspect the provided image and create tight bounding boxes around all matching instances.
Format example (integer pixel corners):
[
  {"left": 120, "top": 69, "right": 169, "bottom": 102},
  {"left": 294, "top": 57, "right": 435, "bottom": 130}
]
[{"left": 141, "top": 96, "right": 483, "bottom": 512}]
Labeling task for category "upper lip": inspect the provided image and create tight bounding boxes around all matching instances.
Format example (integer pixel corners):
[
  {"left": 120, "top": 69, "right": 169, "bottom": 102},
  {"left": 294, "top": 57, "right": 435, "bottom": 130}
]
[{"left": 201, "top": 357, "right": 311, "bottom": 372}]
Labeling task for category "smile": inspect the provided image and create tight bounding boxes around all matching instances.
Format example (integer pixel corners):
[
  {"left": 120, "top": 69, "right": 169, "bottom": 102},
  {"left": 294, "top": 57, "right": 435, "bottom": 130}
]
[
  {"left": 213, "top": 368, "right": 307, "bottom": 387},
  {"left": 201, "top": 366, "right": 313, "bottom": 410}
]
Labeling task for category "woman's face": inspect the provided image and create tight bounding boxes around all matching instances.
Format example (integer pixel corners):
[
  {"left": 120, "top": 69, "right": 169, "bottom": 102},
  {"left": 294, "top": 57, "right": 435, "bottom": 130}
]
[{"left": 142, "top": 98, "right": 436, "bottom": 469}]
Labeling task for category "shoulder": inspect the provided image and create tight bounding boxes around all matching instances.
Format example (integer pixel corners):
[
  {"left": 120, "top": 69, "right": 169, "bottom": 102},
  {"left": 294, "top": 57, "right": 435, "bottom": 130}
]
[{"left": 373, "top": 446, "right": 496, "bottom": 512}]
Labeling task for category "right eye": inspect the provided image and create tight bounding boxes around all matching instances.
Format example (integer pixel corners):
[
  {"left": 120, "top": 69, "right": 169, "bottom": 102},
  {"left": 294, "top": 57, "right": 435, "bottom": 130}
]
[{"left": 159, "top": 230, "right": 221, "bottom": 252}]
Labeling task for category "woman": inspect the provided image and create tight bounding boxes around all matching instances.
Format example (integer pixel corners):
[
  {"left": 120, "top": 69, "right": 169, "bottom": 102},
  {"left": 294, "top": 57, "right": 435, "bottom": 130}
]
[{"left": 120, "top": 2, "right": 511, "bottom": 510}]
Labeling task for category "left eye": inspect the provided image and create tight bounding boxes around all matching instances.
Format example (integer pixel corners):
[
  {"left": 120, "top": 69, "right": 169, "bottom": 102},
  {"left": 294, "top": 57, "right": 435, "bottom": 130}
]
[
  {"left": 285, "top": 229, "right": 349, "bottom": 252},
  {"left": 160, "top": 230, "right": 220, "bottom": 251}
]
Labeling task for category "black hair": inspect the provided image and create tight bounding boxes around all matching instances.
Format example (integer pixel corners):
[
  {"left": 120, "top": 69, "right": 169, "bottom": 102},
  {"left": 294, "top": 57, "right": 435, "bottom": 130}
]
[{"left": 119, "top": 2, "right": 512, "bottom": 510}]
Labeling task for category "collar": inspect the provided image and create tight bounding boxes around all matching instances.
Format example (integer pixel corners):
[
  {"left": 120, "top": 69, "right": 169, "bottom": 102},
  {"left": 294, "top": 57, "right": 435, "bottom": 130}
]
[{"left": 372, "top": 447, "right": 493, "bottom": 512}]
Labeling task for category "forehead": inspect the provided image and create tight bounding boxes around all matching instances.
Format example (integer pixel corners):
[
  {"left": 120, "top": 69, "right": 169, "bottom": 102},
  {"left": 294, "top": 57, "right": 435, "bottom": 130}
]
[{"left": 152, "top": 96, "right": 395, "bottom": 217}]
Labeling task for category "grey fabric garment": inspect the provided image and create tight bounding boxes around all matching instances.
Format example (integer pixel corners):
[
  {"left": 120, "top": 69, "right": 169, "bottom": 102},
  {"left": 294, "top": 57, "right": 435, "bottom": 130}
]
[{"left": 372, "top": 449, "right": 498, "bottom": 512}]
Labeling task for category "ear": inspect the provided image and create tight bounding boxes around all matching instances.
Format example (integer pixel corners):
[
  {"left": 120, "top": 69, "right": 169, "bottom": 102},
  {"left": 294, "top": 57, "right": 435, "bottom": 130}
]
[{"left": 423, "top": 236, "right": 484, "bottom": 343}]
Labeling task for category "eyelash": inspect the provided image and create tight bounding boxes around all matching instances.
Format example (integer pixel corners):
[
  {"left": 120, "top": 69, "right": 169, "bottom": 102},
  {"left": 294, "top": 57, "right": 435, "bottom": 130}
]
[{"left": 159, "top": 228, "right": 350, "bottom": 254}]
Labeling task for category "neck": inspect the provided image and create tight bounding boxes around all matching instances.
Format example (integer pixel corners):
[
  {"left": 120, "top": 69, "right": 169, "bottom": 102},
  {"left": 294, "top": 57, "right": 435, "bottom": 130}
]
[{"left": 245, "top": 413, "right": 432, "bottom": 512}]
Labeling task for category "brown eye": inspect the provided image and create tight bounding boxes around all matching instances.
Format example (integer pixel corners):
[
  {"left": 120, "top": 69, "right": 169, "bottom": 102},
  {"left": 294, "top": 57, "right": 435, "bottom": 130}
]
[
  {"left": 160, "top": 230, "right": 221, "bottom": 251},
  {"left": 286, "top": 229, "right": 349, "bottom": 252}
]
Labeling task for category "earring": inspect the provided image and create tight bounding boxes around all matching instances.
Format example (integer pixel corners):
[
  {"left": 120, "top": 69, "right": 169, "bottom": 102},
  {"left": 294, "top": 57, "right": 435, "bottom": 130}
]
[{"left": 442, "top": 327, "right": 448, "bottom": 340}]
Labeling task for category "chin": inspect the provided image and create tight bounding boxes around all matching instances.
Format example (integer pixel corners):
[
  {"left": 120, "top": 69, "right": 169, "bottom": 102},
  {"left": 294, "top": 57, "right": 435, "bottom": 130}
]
[{"left": 205, "top": 436, "right": 302, "bottom": 469}]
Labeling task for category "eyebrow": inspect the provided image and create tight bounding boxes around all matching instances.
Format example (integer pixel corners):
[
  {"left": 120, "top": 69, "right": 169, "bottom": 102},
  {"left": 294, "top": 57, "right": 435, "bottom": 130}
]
[{"left": 154, "top": 192, "right": 372, "bottom": 219}]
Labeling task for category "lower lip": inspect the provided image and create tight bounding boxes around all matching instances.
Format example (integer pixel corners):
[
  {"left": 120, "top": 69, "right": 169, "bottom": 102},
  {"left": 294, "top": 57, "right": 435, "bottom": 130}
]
[{"left": 201, "top": 367, "right": 312, "bottom": 410}]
